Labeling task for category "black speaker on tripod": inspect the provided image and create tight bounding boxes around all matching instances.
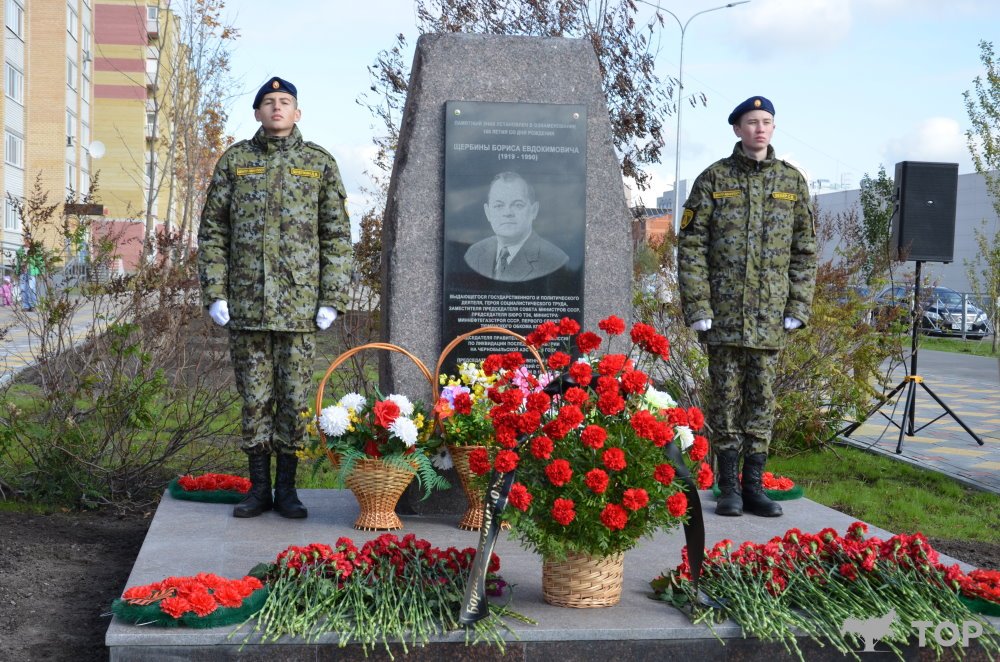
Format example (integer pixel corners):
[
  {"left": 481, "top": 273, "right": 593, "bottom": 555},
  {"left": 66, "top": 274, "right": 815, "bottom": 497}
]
[{"left": 889, "top": 161, "right": 958, "bottom": 263}]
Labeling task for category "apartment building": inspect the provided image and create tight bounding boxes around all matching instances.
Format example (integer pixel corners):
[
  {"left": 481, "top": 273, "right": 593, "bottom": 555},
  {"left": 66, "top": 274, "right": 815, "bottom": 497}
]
[
  {"left": 91, "top": 0, "right": 180, "bottom": 269},
  {"left": 1, "top": 0, "right": 94, "bottom": 277}
]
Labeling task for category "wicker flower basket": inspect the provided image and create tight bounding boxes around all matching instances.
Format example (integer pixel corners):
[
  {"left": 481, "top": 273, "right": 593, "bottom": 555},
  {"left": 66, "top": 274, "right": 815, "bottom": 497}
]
[
  {"left": 542, "top": 551, "right": 625, "bottom": 608},
  {"left": 446, "top": 444, "right": 487, "bottom": 531},
  {"left": 315, "top": 342, "right": 435, "bottom": 531},
  {"left": 343, "top": 457, "right": 416, "bottom": 530},
  {"left": 434, "top": 326, "right": 544, "bottom": 531}
]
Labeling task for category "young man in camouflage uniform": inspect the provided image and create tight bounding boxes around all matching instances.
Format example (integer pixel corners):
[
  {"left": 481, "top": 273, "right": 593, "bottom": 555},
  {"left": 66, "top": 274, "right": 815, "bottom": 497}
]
[
  {"left": 198, "top": 77, "right": 352, "bottom": 519},
  {"left": 678, "top": 96, "right": 816, "bottom": 518}
]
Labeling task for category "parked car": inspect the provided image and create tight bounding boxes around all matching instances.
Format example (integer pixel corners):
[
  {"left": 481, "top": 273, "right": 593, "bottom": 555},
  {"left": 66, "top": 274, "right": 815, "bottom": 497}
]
[{"left": 871, "top": 285, "right": 991, "bottom": 339}]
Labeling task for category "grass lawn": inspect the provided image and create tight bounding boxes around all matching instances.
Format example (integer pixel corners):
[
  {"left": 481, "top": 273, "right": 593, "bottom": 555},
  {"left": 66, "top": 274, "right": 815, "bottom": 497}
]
[
  {"left": 919, "top": 335, "right": 1000, "bottom": 358},
  {"left": 769, "top": 444, "right": 1000, "bottom": 543}
]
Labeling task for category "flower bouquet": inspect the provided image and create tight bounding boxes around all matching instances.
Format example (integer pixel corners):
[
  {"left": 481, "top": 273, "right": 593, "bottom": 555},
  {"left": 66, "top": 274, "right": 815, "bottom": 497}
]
[
  {"left": 959, "top": 568, "right": 1000, "bottom": 616},
  {"left": 247, "top": 533, "right": 529, "bottom": 652},
  {"left": 317, "top": 391, "right": 448, "bottom": 529},
  {"left": 112, "top": 573, "right": 266, "bottom": 628},
  {"left": 435, "top": 362, "right": 501, "bottom": 529},
  {"left": 651, "top": 522, "right": 1000, "bottom": 660},
  {"left": 469, "top": 316, "right": 712, "bottom": 607},
  {"left": 167, "top": 473, "right": 251, "bottom": 504}
]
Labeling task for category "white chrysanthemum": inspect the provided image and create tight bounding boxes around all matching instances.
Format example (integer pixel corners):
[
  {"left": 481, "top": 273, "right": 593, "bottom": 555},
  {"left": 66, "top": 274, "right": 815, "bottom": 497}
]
[
  {"left": 431, "top": 447, "right": 454, "bottom": 470},
  {"left": 317, "top": 405, "right": 350, "bottom": 437},
  {"left": 643, "top": 385, "right": 677, "bottom": 411},
  {"left": 389, "top": 417, "right": 419, "bottom": 447},
  {"left": 676, "top": 425, "right": 694, "bottom": 450},
  {"left": 386, "top": 394, "right": 414, "bottom": 417},
  {"left": 338, "top": 392, "right": 366, "bottom": 411}
]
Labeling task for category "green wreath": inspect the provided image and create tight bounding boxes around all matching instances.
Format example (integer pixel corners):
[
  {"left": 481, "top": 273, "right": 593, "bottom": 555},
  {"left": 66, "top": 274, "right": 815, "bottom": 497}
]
[
  {"left": 167, "top": 477, "right": 247, "bottom": 504},
  {"left": 959, "top": 594, "right": 1000, "bottom": 617},
  {"left": 112, "top": 587, "right": 269, "bottom": 628},
  {"left": 711, "top": 483, "right": 804, "bottom": 501}
]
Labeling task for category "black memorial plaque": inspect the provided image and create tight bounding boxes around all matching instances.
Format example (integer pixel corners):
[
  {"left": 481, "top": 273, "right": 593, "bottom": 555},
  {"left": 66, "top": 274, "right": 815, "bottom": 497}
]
[{"left": 442, "top": 101, "right": 587, "bottom": 371}]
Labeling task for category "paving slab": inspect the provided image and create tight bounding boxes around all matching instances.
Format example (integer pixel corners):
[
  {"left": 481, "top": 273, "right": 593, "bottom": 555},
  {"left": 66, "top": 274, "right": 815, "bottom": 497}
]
[{"left": 106, "top": 488, "right": 995, "bottom": 661}]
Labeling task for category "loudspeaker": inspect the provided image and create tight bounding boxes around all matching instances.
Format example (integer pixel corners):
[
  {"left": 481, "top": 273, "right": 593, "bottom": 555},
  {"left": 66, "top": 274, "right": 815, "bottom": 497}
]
[{"left": 889, "top": 161, "right": 958, "bottom": 263}]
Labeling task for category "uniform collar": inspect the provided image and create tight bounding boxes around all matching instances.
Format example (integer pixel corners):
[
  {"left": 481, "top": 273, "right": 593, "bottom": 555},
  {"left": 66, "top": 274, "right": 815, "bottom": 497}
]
[
  {"left": 252, "top": 125, "right": 303, "bottom": 152},
  {"left": 730, "top": 141, "right": 776, "bottom": 170}
]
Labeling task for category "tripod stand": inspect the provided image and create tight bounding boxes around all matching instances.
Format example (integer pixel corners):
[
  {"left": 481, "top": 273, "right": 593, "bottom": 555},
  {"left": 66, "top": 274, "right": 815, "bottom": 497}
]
[{"left": 837, "top": 261, "right": 986, "bottom": 453}]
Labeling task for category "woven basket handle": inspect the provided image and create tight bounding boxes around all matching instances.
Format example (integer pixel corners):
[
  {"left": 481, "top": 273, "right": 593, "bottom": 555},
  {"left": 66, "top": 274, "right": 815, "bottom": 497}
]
[
  {"left": 314, "top": 343, "right": 435, "bottom": 463},
  {"left": 433, "top": 326, "right": 545, "bottom": 402}
]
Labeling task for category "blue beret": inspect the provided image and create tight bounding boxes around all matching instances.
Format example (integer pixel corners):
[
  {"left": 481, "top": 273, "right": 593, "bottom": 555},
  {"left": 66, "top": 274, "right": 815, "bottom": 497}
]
[
  {"left": 728, "top": 96, "right": 775, "bottom": 125},
  {"left": 253, "top": 77, "right": 297, "bottom": 109}
]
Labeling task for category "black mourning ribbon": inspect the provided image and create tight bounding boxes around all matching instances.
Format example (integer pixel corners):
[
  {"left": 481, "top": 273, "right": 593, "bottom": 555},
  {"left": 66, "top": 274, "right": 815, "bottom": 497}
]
[{"left": 458, "top": 374, "right": 707, "bottom": 624}]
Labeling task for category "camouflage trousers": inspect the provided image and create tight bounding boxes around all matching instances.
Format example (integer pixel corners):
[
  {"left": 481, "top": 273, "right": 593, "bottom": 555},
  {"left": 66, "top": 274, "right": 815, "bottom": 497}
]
[
  {"left": 707, "top": 344, "right": 780, "bottom": 455},
  {"left": 229, "top": 330, "right": 316, "bottom": 456}
]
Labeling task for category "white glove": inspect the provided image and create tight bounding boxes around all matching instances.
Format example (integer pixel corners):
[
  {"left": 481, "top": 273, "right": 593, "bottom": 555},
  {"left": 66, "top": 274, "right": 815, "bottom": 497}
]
[
  {"left": 783, "top": 316, "right": 803, "bottom": 330},
  {"left": 690, "top": 319, "right": 712, "bottom": 332},
  {"left": 209, "top": 300, "right": 230, "bottom": 326},
  {"left": 316, "top": 306, "right": 337, "bottom": 330}
]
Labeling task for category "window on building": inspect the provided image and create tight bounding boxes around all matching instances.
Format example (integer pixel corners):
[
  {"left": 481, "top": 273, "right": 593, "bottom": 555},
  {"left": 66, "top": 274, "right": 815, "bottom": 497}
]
[
  {"left": 67, "top": 111, "right": 77, "bottom": 145},
  {"left": 6, "top": 0, "right": 24, "bottom": 38},
  {"left": 67, "top": 162, "right": 78, "bottom": 194},
  {"left": 82, "top": 75, "right": 91, "bottom": 102},
  {"left": 81, "top": 122, "right": 90, "bottom": 152},
  {"left": 6, "top": 62, "right": 23, "bottom": 103},
  {"left": 5, "top": 131, "right": 24, "bottom": 168},
  {"left": 82, "top": 28, "right": 92, "bottom": 75},
  {"left": 67, "top": 58, "right": 79, "bottom": 91},
  {"left": 4, "top": 198, "right": 19, "bottom": 231},
  {"left": 67, "top": 4, "right": 79, "bottom": 37},
  {"left": 146, "top": 111, "right": 156, "bottom": 138},
  {"left": 147, "top": 5, "right": 159, "bottom": 31}
]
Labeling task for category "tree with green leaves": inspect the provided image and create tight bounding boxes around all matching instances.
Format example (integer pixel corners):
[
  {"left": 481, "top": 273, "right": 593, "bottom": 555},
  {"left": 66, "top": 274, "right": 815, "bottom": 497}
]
[
  {"left": 857, "top": 165, "right": 896, "bottom": 286},
  {"left": 963, "top": 40, "right": 1000, "bottom": 352}
]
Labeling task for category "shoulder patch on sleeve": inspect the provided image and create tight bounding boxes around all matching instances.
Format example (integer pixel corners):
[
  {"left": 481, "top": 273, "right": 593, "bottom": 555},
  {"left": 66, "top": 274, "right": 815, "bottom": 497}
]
[{"left": 680, "top": 208, "right": 695, "bottom": 230}]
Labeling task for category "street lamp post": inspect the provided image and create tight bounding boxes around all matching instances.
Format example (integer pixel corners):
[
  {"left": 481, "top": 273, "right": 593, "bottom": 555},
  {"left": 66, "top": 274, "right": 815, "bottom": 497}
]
[{"left": 658, "top": 1, "right": 750, "bottom": 234}]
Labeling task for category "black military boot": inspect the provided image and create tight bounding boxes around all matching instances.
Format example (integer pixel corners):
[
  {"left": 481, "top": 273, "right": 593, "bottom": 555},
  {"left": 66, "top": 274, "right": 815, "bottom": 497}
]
[
  {"left": 233, "top": 453, "right": 272, "bottom": 518},
  {"left": 741, "top": 452, "right": 783, "bottom": 517},
  {"left": 715, "top": 449, "right": 743, "bottom": 516},
  {"left": 273, "top": 453, "right": 308, "bottom": 519}
]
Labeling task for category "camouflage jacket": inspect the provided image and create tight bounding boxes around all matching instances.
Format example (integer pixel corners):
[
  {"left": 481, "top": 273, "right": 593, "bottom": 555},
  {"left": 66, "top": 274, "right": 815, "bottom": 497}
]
[
  {"left": 197, "top": 126, "right": 352, "bottom": 332},
  {"left": 678, "top": 143, "right": 816, "bottom": 350}
]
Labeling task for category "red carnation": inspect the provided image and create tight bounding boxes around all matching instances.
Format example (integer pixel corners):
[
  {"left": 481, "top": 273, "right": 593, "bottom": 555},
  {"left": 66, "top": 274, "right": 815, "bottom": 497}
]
[
  {"left": 687, "top": 407, "right": 705, "bottom": 431},
  {"left": 500, "top": 352, "right": 525, "bottom": 371},
  {"left": 575, "top": 331, "right": 602, "bottom": 354},
  {"left": 557, "top": 404, "right": 584, "bottom": 429},
  {"left": 654, "top": 463, "right": 676, "bottom": 485},
  {"left": 594, "top": 376, "right": 620, "bottom": 396},
  {"left": 597, "top": 353, "right": 628, "bottom": 376},
  {"left": 568, "top": 361, "right": 593, "bottom": 386},
  {"left": 597, "top": 393, "right": 625, "bottom": 416},
  {"left": 526, "top": 391, "right": 551, "bottom": 414},
  {"left": 545, "top": 458, "right": 573, "bottom": 486},
  {"left": 620, "top": 369, "right": 649, "bottom": 394},
  {"left": 690, "top": 435, "right": 709, "bottom": 462},
  {"left": 363, "top": 439, "right": 382, "bottom": 457},
  {"left": 468, "top": 447, "right": 491, "bottom": 475},
  {"left": 558, "top": 317, "right": 581, "bottom": 336},
  {"left": 563, "top": 387, "right": 589, "bottom": 406},
  {"left": 598, "top": 315, "right": 626, "bottom": 336},
  {"left": 508, "top": 483, "right": 532, "bottom": 511},
  {"left": 697, "top": 462, "right": 714, "bottom": 489},
  {"left": 600, "top": 503, "right": 628, "bottom": 530},
  {"left": 580, "top": 424, "right": 608, "bottom": 449},
  {"left": 551, "top": 498, "right": 576, "bottom": 525},
  {"left": 494, "top": 449, "right": 519, "bottom": 474},
  {"left": 373, "top": 400, "right": 401, "bottom": 428},
  {"left": 548, "top": 351, "right": 572, "bottom": 370},
  {"left": 630, "top": 322, "right": 656, "bottom": 344},
  {"left": 530, "top": 435, "right": 554, "bottom": 460},
  {"left": 622, "top": 488, "right": 649, "bottom": 511},
  {"left": 666, "top": 407, "right": 689, "bottom": 427},
  {"left": 602, "top": 447, "right": 627, "bottom": 471},
  {"left": 516, "top": 410, "right": 542, "bottom": 434},
  {"left": 666, "top": 492, "right": 688, "bottom": 517},
  {"left": 453, "top": 392, "right": 473, "bottom": 415},
  {"left": 543, "top": 418, "right": 570, "bottom": 440},
  {"left": 584, "top": 468, "right": 609, "bottom": 494}
]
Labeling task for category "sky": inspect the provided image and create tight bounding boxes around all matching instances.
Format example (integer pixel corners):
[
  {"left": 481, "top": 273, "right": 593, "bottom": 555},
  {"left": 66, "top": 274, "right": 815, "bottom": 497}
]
[{"left": 219, "top": 0, "right": 999, "bottom": 232}]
